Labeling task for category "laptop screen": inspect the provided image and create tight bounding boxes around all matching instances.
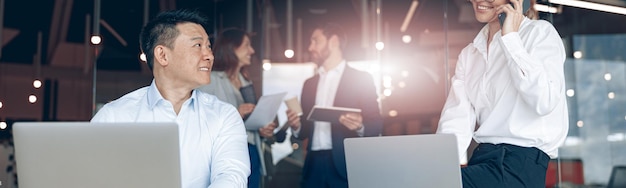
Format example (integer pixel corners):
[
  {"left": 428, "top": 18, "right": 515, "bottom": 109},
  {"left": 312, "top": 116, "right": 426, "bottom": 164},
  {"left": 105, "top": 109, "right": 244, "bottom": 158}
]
[
  {"left": 13, "top": 122, "right": 182, "bottom": 188},
  {"left": 344, "top": 134, "right": 463, "bottom": 188}
]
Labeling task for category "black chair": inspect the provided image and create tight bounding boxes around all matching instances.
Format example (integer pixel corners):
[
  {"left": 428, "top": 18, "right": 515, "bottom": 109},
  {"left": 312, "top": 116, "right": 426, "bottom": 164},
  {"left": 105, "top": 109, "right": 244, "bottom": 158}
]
[{"left": 607, "top": 165, "right": 626, "bottom": 188}]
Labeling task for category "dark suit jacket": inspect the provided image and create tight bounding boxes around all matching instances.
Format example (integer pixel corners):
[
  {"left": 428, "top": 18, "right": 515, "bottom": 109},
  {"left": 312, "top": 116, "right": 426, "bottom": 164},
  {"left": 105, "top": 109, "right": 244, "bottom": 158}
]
[{"left": 297, "top": 65, "right": 383, "bottom": 179}]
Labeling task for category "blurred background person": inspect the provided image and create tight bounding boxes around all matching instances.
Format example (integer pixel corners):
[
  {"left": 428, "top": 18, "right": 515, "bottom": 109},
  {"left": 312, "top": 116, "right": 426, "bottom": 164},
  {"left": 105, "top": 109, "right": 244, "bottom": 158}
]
[
  {"left": 285, "top": 23, "right": 383, "bottom": 188},
  {"left": 198, "top": 28, "right": 286, "bottom": 188}
]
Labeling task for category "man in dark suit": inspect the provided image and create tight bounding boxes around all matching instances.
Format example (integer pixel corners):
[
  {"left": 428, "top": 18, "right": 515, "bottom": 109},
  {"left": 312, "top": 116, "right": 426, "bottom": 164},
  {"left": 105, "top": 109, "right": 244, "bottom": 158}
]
[{"left": 285, "top": 23, "right": 383, "bottom": 188}]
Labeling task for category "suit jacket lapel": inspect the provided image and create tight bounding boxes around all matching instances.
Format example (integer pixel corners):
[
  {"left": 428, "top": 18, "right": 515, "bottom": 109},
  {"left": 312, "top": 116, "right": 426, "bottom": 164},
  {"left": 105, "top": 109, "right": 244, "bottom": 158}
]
[{"left": 301, "top": 74, "right": 319, "bottom": 141}]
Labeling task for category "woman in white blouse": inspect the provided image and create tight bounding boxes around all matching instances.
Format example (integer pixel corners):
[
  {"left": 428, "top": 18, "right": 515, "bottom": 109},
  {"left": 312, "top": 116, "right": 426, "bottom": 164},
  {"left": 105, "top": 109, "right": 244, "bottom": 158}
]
[{"left": 436, "top": 0, "right": 568, "bottom": 187}]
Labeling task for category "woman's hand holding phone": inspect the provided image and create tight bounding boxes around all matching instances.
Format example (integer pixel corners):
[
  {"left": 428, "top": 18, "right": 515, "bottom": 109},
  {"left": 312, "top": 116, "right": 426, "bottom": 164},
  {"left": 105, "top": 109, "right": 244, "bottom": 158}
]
[{"left": 498, "top": 0, "right": 529, "bottom": 35}]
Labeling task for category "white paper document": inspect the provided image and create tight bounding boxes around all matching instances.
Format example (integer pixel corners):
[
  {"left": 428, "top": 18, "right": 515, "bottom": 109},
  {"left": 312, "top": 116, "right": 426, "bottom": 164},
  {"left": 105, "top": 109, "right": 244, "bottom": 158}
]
[{"left": 244, "top": 92, "right": 288, "bottom": 130}]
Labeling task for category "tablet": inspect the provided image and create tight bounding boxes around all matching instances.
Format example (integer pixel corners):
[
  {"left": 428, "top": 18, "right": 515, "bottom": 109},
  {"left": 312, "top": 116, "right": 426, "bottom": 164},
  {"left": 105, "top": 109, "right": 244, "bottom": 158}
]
[{"left": 306, "top": 106, "right": 361, "bottom": 124}]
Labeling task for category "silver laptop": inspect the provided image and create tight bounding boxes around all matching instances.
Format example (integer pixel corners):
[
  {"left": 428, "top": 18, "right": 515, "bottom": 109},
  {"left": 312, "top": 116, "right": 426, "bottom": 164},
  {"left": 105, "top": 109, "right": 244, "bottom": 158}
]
[
  {"left": 344, "top": 134, "right": 462, "bottom": 188},
  {"left": 13, "top": 122, "right": 181, "bottom": 188}
]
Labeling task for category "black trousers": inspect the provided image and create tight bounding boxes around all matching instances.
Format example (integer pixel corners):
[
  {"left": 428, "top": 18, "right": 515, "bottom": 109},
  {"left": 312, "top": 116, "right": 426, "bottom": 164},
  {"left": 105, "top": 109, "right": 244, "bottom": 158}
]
[
  {"left": 462, "top": 143, "right": 550, "bottom": 188},
  {"left": 301, "top": 150, "right": 348, "bottom": 188}
]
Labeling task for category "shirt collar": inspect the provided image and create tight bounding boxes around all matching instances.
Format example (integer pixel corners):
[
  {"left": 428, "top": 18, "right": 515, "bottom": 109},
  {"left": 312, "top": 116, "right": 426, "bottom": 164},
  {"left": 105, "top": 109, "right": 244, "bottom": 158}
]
[
  {"left": 147, "top": 80, "right": 163, "bottom": 109},
  {"left": 469, "top": 25, "right": 489, "bottom": 59},
  {"left": 147, "top": 79, "right": 197, "bottom": 110},
  {"left": 317, "top": 60, "right": 347, "bottom": 75},
  {"left": 189, "top": 89, "right": 198, "bottom": 111},
  {"left": 473, "top": 17, "right": 531, "bottom": 51}
]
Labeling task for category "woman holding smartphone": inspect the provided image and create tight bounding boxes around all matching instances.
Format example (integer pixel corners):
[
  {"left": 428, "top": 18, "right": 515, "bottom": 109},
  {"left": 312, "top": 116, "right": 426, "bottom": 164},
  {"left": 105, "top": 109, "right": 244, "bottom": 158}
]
[{"left": 436, "top": 0, "right": 568, "bottom": 187}]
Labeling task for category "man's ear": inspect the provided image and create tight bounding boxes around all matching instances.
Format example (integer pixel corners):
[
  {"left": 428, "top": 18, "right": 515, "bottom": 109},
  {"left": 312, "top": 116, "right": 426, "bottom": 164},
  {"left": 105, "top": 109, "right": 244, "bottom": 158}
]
[
  {"left": 154, "top": 45, "right": 169, "bottom": 67},
  {"left": 328, "top": 35, "right": 340, "bottom": 50}
]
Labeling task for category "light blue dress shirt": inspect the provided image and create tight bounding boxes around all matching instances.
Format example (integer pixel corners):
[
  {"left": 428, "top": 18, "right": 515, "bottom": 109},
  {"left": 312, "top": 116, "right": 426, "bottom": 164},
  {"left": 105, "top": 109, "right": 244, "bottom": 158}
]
[
  {"left": 91, "top": 80, "right": 251, "bottom": 188},
  {"left": 197, "top": 71, "right": 271, "bottom": 176}
]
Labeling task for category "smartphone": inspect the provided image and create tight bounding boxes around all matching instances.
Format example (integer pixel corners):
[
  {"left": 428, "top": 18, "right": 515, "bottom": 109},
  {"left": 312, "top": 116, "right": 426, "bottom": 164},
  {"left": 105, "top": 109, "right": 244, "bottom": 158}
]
[{"left": 498, "top": 0, "right": 531, "bottom": 26}]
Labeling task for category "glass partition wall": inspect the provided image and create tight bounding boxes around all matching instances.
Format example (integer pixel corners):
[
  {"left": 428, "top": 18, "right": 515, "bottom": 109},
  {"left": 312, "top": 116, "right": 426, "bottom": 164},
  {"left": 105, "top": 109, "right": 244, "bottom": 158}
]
[{"left": 558, "top": 34, "right": 626, "bottom": 186}]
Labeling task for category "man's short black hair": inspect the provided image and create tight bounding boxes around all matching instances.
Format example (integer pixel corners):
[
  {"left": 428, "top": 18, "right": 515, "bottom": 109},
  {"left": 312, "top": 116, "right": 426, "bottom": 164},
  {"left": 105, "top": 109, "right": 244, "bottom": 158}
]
[{"left": 139, "top": 9, "right": 210, "bottom": 70}]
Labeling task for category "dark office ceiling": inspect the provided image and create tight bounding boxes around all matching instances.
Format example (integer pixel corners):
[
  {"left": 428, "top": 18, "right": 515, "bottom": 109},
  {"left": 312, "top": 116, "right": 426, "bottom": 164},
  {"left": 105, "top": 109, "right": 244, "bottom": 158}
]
[{"left": 1, "top": 0, "right": 626, "bottom": 71}]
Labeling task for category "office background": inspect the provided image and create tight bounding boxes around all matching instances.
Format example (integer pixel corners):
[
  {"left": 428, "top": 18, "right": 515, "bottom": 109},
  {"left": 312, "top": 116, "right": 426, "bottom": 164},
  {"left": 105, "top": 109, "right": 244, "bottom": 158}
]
[{"left": 0, "top": 0, "right": 625, "bottom": 187}]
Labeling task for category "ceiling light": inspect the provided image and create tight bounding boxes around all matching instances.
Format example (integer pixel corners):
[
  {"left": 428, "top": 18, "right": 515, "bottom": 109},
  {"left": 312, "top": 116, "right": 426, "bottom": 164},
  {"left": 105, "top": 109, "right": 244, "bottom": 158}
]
[
  {"left": 91, "top": 35, "right": 102, "bottom": 45},
  {"left": 383, "top": 88, "right": 392, "bottom": 96},
  {"left": 604, "top": 73, "right": 612, "bottom": 81},
  {"left": 262, "top": 60, "right": 272, "bottom": 71},
  {"left": 33, "top": 79, "right": 42, "bottom": 89},
  {"left": 549, "top": 0, "right": 626, "bottom": 15},
  {"left": 388, "top": 110, "right": 398, "bottom": 117},
  {"left": 402, "top": 35, "right": 412, "bottom": 44},
  {"left": 375, "top": 42, "right": 384, "bottom": 51},
  {"left": 284, "top": 49, "right": 294, "bottom": 59},
  {"left": 534, "top": 4, "right": 560, "bottom": 13},
  {"left": 573, "top": 51, "right": 583, "bottom": 59},
  {"left": 29, "top": 94, "right": 37, "bottom": 103},
  {"left": 139, "top": 53, "right": 147, "bottom": 62},
  {"left": 566, "top": 89, "right": 575, "bottom": 97},
  {"left": 400, "top": 0, "right": 419, "bottom": 32}
]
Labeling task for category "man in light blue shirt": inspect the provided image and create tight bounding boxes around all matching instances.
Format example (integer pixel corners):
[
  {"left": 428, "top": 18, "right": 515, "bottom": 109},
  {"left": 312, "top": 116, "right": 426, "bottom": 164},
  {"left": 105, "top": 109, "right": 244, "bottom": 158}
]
[{"left": 91, "top": 9, "right": 250, "bottom": 188}]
